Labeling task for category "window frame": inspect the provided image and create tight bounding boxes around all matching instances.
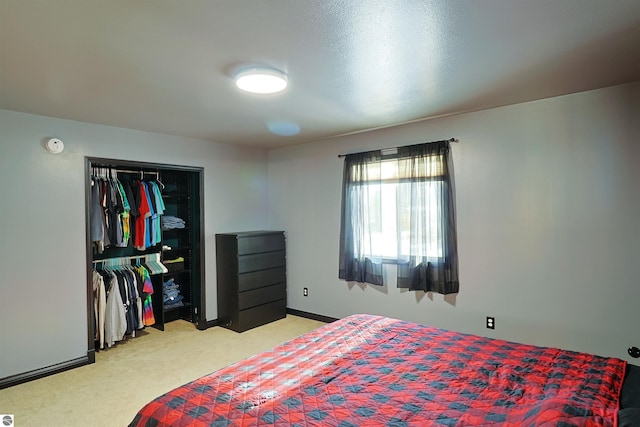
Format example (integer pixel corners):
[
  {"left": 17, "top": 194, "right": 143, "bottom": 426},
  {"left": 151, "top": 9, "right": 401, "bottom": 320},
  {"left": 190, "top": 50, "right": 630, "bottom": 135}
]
[{"left": 347, "top": 152, "right": 448, "bottom": 264}]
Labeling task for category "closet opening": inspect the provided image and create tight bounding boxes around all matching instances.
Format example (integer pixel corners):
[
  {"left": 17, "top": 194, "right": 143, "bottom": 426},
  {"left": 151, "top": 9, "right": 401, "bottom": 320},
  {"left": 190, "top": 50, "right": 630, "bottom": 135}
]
[{"left": 85, "top": 157, "right": 205, "bottom": 361}]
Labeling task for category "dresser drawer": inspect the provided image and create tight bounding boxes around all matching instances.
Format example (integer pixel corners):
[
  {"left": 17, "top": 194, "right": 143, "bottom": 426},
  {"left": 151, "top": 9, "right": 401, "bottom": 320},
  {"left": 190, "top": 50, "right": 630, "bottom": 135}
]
[
  {"left": 238, "top": 267, "right": 286, "bottom": 292},
  {"left": 239, "top": 282, "right": 286, "bottom": 310},
  {"left": 236, "top": 299, "right": 287, "bottom": 332},
  {"left": 238, "top": 251, "right": 285, "bottom": 273},
  {"left": 237, "top": 233, "right": 284, "bottom": 255}
]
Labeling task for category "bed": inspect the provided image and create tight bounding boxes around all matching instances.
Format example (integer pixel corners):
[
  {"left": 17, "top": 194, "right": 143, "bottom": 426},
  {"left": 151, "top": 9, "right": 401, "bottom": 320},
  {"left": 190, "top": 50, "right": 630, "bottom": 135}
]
[{"left": 130, "top": 314, "right": 640, "bottom": 426}]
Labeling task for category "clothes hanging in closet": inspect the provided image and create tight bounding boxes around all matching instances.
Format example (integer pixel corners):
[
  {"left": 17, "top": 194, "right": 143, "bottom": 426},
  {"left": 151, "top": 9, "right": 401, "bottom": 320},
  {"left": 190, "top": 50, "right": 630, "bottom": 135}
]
[
  {"left": 90, "top": 174, "right": 165, "bottom": 253},
  {"left": 92, "top": 263, "right": 155, "bottom": 349}
]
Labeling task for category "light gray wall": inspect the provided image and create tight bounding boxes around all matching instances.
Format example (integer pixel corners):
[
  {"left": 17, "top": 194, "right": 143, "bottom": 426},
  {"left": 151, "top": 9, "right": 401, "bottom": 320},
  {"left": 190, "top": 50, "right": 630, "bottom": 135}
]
[
  {"left": 2, "top": 82, "right": 638, "bottom": 380},
  {"left": 0, "top": 110, "right": 269, "bottom": 378},
  {"left": 268, "top": 82, "right": 640, "bottom": 363}
]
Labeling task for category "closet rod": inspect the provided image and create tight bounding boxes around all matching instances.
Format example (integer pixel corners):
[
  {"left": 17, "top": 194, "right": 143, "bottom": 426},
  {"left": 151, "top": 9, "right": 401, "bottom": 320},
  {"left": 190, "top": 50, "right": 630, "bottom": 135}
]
[
  {"left": 92, "top": 254, "right": 156, "bottom": 264},
  {"left": 115, "top": 169, "right": 159, "bottom": 177},
  {"left": 91, "top": 167, "right": 159, "bottom": 178}
]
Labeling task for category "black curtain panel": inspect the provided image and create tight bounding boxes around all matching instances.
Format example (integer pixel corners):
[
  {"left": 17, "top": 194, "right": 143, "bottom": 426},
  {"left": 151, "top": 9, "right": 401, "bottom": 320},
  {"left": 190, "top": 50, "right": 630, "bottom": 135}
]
[
  {"left": 395, "top": 141, "right": 459, "bottom": 294},
  {"left": 338, "top": 150, "right": 384, "bottom": 285}
]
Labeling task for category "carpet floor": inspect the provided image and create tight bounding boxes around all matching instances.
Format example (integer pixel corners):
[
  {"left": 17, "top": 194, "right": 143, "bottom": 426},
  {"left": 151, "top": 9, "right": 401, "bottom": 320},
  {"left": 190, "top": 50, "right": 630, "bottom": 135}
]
[{"left": 0, "top": 315, "right": 326, "bottom": 427}]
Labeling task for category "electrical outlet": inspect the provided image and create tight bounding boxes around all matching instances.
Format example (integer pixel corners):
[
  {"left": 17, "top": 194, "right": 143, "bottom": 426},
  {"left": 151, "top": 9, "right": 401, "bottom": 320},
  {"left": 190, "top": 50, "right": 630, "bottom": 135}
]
[
  {"left": 303, "top": 287, "right": 308, "bottom": 297},
  {"left": 486, "top": 316, "right": 495, "bottom": 329},
  {"left": 629, "top": 346, "right": 640, "bottom": 358}
]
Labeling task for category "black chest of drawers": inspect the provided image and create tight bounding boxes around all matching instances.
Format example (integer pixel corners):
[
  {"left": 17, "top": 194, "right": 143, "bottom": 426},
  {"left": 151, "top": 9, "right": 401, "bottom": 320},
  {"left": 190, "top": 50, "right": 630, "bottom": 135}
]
[{"left": 216, "top": 231, "right": 286, "bottom": 332}]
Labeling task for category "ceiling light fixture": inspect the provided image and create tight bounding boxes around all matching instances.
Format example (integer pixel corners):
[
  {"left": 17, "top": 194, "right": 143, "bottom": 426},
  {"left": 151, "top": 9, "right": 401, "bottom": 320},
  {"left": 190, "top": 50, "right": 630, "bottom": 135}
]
[{"left": 234, "top": 67, "right": 288, "bottom": 94}]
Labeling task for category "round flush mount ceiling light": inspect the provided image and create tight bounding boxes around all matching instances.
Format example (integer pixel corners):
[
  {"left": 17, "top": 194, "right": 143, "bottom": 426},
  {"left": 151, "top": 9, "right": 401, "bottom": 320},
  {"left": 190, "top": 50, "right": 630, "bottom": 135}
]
[{"left": 235, "top": 67, "right": 288, "bottom": 94}]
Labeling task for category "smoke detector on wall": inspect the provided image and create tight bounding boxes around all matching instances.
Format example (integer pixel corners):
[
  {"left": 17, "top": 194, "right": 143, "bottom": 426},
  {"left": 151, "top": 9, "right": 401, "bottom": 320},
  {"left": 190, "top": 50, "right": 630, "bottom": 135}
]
[{"left": 45, "top": 137, "right": 64, "bottom": 154}]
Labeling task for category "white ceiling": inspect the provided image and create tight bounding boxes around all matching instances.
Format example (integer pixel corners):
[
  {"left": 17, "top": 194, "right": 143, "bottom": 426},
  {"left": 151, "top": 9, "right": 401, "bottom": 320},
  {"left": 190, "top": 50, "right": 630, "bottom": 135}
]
[{"left": 1, "top": 0, "right": 640, "bottom": 148}]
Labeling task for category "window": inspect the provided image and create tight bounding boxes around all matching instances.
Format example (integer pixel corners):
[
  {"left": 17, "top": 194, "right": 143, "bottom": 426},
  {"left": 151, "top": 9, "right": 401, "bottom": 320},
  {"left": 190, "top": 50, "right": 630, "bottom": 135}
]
[
  {"left": 338, "top": 140, "right": 459, "bottom": 294},
  {"left": 352, "top": 156, "right": 445, "bottom": 260}
]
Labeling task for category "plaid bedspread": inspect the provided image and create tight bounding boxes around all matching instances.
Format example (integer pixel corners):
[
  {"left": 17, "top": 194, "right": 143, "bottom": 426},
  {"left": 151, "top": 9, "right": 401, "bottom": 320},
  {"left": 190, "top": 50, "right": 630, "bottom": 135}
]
[{"left": 130, "top": 314, "right": 626, "bottom": 426}]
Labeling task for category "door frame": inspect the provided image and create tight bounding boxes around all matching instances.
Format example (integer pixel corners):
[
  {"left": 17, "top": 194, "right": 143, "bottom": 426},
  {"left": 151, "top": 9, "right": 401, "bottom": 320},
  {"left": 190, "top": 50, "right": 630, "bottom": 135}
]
[{"left": 85, "top": 157, "right": 206, "bottom": 360}]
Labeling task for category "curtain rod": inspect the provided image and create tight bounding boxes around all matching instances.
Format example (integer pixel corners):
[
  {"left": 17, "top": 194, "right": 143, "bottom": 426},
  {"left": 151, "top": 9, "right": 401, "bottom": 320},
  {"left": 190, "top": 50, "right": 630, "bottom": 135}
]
[{"left": 337, "top": 137, "right": 458, "bottom": 158}]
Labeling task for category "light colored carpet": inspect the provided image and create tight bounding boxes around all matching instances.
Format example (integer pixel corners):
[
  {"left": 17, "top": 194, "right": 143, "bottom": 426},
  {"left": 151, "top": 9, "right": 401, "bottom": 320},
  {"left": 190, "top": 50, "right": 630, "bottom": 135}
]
[{"left": 0, "top": 315, "right": 326, "bottom": 427}]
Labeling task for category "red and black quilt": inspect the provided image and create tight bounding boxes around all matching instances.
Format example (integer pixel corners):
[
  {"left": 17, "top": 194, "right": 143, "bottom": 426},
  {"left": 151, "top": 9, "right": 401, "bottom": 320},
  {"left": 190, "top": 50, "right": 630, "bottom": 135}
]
[{"left": 130, "top": 314, "right": 626, "bottom": 426}]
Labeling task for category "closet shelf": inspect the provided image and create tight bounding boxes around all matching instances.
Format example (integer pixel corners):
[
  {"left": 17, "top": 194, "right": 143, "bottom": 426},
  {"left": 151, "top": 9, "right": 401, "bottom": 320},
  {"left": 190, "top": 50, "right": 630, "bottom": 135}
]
[
  {"left": 164, "top": 302, "right": 192, "bottom": 311},
  {"left": 162, "top": 192, "right": 191, "bottom": 199},
  {"left": 163, "top": 245, "right": 192, "bottom": 251},
  {"left": 164, "top": 268, "right": 191, "bottom": 275},
  {"left": 162, "top": 227, "right": 191, "bottom": 233}
]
